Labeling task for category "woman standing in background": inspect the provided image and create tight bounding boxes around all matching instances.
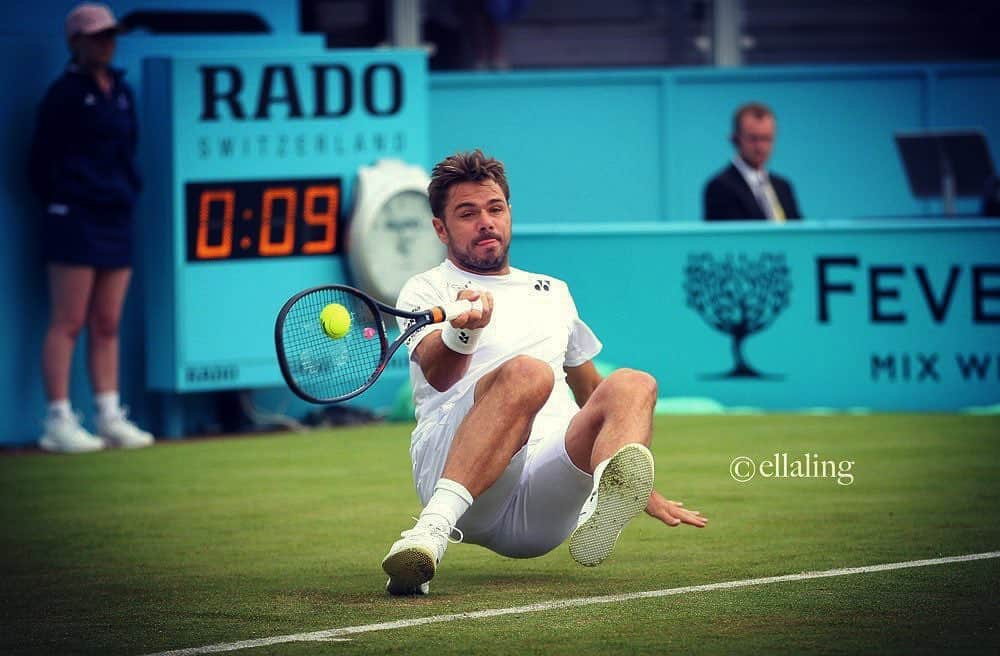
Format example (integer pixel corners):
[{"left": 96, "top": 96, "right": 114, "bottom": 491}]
[{"left": 29, "top": 2, "right": 153, "bottom": 453}]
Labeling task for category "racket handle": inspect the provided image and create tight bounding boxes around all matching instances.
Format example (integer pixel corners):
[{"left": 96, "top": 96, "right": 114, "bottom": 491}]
[{"left": 432, "top": 298, "right": 483, "bottom": 323}]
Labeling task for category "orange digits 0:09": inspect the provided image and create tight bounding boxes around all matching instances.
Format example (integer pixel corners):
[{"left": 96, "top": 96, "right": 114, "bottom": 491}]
[{"left": 193, "top": 183, "right": 339, "bottom": 260}]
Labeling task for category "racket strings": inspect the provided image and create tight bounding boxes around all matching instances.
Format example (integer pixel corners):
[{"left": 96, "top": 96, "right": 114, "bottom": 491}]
[{"left": 279, "top": 288, "right": 385, "bottom": 400}]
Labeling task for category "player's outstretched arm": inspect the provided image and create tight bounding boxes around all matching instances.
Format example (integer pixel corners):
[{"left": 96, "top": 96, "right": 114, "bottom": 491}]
[
  {"left": 645, "top": 490, "right": 708, "bottom": 528},
  {"left": 412, "top": 289, "right": 494, "bottom": 392}
]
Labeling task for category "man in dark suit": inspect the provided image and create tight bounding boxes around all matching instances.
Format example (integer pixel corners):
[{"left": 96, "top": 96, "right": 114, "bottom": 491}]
[{"left": 703, "top": 102, "right": 802, "bottom": 222}]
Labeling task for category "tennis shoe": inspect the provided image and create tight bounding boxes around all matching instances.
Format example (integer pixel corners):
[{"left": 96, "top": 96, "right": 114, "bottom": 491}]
[
  {"left": 97, "top": 410, "right": 154, "bottom": 449},
  {"left": 39, "top": 414, "right": 105, "bottom": 454},
  {"left": 382, "top": 516, "right": 461, "bottom": 595},
  {"left": 569, "top": 443, "right": 655, "bottom": 567}
]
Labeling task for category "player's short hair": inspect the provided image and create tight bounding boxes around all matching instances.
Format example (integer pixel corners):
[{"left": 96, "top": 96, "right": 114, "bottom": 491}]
[
  {"left": 731, "top": 102, "right": 775, "bottom": 140},
  {"left": 428, "top": 149, "right": 510, "bottom": 219}
]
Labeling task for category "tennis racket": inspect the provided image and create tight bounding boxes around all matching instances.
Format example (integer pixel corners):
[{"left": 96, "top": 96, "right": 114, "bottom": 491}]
[{"left": 275, "top": 284, "right": 478, "bottom": 404}]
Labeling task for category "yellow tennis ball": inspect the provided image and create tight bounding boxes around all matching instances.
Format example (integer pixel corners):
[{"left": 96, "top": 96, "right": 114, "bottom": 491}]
[{"left": 320, "top": 303, "right": 351, "bottom": 339}]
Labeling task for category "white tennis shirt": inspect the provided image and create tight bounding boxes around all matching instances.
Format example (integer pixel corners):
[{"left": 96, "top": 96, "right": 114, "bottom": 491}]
[{"left": 397, "top": 258, "right": 602, "bottom": 437}]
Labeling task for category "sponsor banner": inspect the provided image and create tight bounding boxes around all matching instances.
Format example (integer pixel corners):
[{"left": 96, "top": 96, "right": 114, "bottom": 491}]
[
  {"left": 173, "top": 53, "right": 427, "bottom": 174},
  {"left": 141, "top": 51, "right": 429, "bottom": 391},
  {"left": 515, "top": 222, "right": 1000, "bottom": 410}
]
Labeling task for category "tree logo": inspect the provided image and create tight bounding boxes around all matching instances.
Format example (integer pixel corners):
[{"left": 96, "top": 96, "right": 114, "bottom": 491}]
[{"left": 683, "top": 253, "right": 791, "bottom": 379}]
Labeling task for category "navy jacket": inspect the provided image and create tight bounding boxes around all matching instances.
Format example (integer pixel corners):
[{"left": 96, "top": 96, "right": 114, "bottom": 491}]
[
  {"left": 703, "top": 163, "right": 801, "bottom": 221},
  {"left": 28, "top": 63, "right": 141, "bottom": 211}
]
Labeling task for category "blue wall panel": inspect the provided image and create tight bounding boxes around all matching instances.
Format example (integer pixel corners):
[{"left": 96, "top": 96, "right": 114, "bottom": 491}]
[
  {"left": 430, "top": 64, "right": 1000, "bottom": 223},
  {"left": 512, "top": 221, "right": 1000, "bottom": 411},
  {"left": 930, "top": 67, "right": 1000, "bottom": 147},
  {"left": 431, "top": 72, "right": 668, "bottom": 222},
  {"left": 666, "top": 69, "right": 929, "bottom": 221},
  {"left": 931, "top": 66, "right": 1000, "bottom": 191}
]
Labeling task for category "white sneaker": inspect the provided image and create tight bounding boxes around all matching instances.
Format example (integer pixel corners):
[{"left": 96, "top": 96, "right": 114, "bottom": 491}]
[
  {"left": 569, "top": 443, "right": 655, "bottom": 567},
  {"left": 39, "top": 415, "right": 105, "bottom": 454},
  {"left": 97, "top": 411, "right": 154, "bottom": 449},
  {"left": 381, "top": 516, "right": 461, "bottom": 595}
]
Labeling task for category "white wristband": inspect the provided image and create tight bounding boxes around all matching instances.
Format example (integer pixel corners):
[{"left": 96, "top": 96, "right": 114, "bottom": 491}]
[{"left": 441, "top": 323, "right": 482, "bottom": 355}]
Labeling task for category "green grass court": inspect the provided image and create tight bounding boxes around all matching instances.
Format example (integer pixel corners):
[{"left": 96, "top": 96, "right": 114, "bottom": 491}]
[{"left": 2, "top": 414, "right": 999, "bottom": 655}]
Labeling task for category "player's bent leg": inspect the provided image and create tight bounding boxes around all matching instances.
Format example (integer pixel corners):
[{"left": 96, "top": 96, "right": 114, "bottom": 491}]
[
  {"left": 564, "top": 368, "right": 658, "bottom": 473},
  {"left": 442, "top": 355, "right": 554, "bottom": 496},
  {"left": 562, "top": 369, "right": 658, "bottom": 566},
  {"left": 383, "top": 356, "right": 554, "bottom": 595},
  {"left": 480, "top": 425, "right": 593, "bottom": 559}
]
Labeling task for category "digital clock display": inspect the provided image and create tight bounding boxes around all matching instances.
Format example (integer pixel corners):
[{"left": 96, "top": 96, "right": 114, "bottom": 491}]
[{"left": 184, "top": 177, "right": 341, "bottom": 261}]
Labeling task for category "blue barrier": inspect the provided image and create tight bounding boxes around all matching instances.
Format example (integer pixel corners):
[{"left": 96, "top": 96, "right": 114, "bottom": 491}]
[
  {"left": 512, "top": 220, "right": 1000, "bottom": 411},
  {"left": 2, "top": 44, "right": 999, "bottom": 444},
  {"left": 430, "top": 63, "right": 1000, "bottom": 222}
]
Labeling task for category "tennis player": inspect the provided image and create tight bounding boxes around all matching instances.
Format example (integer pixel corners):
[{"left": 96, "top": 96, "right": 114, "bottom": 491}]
[{"left": 381, "top": 150, "right": 707, "bottom": 595}]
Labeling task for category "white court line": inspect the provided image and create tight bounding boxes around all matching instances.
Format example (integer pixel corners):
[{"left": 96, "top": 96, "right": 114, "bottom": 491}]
[{"left": 142, "top": 550, "right": 1000, "bottom": 656}]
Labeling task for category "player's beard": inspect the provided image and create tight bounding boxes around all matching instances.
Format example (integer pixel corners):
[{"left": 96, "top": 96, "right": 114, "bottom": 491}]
[{"left": 451, "top": 235, "right": 509, "bottom": 274}]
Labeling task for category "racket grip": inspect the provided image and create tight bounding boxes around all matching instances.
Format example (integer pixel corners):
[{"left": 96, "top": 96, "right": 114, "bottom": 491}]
[{"left": 432, "top": 298, "right": 482, "bottom": 322}]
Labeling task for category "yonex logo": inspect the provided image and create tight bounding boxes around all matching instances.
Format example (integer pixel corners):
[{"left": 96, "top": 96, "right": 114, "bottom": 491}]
[
  {"left": 458, "top": 331, "right": 469, "bottom": 344},
  {"left": 534, "top": 279, "right": 550, "bottom": 292}
]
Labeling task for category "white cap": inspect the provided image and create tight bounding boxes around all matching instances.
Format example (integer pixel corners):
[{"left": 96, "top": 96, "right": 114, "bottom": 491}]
[{"left": 65, "top": 3, "right": 119, "bottom": 39}]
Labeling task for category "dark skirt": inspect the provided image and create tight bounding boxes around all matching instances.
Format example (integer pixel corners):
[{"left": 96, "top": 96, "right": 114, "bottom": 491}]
[{"left": 42, "top": 202, "right": 134, "bottom": 269}]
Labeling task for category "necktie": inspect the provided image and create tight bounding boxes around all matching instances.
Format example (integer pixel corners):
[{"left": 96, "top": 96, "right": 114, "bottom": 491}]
[{"left": 761, "top": 178, "right": 786, "bottom": 223}]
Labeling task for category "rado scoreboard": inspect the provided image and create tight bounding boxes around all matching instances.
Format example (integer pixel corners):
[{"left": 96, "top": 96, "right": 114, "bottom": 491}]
[{"left": 140, "top": 51, "right": 429, "bottom": 392}]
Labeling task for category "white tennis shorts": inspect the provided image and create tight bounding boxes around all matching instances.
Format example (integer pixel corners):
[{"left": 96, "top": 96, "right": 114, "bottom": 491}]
[{"left": 410, "top": 385, "right": 594, "bottom": 558}]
